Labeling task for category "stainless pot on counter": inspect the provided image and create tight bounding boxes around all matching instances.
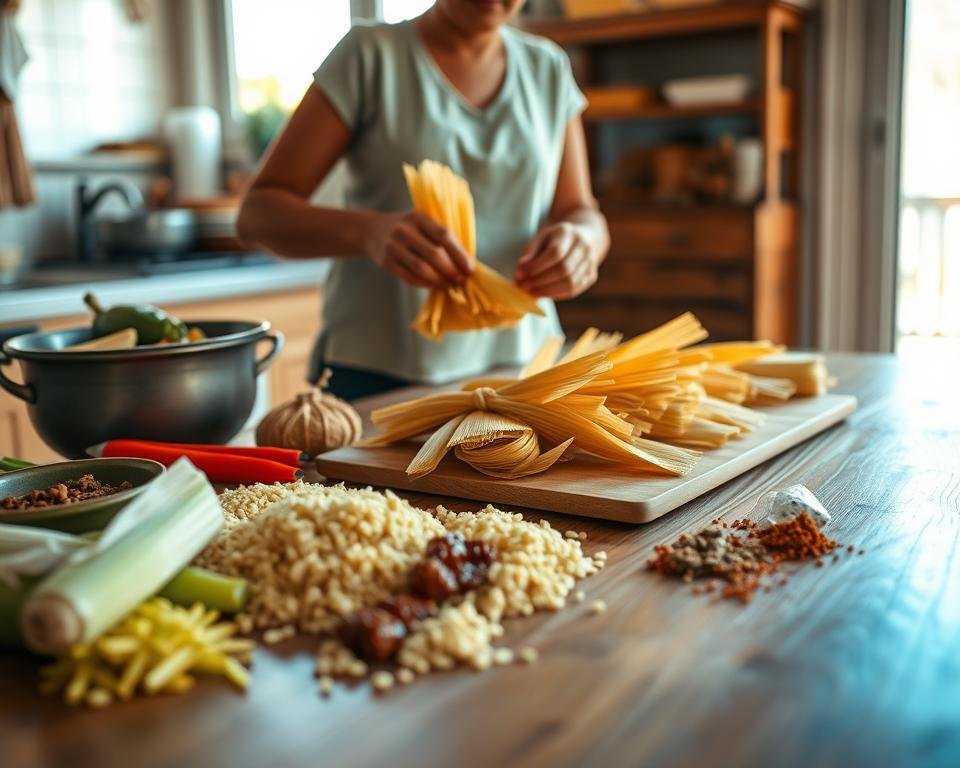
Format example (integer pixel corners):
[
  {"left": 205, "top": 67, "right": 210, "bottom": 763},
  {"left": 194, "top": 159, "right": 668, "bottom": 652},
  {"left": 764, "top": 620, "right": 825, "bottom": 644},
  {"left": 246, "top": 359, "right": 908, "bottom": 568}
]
[
  {"left": 96, "top": 209, "right": 199, "bottom": 259},
  {"left": 0, "top": 321, "right": 283, "bottom": 458}
]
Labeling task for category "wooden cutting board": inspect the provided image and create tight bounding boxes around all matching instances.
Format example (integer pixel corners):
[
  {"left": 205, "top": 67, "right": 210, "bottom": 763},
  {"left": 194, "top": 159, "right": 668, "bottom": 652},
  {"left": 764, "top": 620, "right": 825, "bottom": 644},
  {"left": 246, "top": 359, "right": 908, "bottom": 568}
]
[{"left": 316, "top": 393, "right": 858, "bottom": 524}]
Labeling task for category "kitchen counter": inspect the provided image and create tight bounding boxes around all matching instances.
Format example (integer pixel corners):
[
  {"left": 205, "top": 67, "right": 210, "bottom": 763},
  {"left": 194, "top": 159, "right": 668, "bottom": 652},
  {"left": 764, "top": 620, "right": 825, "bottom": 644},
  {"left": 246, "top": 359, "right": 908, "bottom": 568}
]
[
  {"left": 3, "top": 353, "right": 959, "bottom": 768},
  {"left": 0, "top": 259, "right": 331, "bottom": 325}
]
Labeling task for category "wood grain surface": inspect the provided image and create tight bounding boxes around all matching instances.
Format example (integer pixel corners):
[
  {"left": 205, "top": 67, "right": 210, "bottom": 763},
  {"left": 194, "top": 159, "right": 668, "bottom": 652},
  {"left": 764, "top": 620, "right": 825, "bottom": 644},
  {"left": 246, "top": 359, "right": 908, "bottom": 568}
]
[
  {"left": 2, "top": 353, "right": 959, "bottom": 768},
  {"left": 316, "top": 393, "right": 858, "bottom": 522}
]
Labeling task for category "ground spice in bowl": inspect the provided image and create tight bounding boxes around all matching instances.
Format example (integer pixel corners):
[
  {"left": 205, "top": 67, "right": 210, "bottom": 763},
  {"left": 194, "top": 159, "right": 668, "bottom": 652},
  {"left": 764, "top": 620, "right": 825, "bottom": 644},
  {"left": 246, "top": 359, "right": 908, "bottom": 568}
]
[{"left": 0, "top": 474, "right": 133, "bottom": 512}]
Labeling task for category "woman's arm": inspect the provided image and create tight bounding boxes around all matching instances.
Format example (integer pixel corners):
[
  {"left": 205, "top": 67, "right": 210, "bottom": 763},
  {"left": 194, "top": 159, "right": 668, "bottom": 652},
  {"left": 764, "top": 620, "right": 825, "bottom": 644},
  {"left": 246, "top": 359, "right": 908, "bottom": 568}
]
[
  {"left": 237, "top": 86, "right": 472, "bottom": 289},
  {"left": 515, "top": 116, "right": 610, "bottom": 299}
]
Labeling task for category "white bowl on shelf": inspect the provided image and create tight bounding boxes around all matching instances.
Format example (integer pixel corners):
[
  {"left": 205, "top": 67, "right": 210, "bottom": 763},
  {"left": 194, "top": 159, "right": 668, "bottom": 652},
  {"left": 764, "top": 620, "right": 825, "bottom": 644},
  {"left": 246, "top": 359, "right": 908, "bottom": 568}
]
[{"left": 662, "top": 75, "right": 753, "bottom": 107}]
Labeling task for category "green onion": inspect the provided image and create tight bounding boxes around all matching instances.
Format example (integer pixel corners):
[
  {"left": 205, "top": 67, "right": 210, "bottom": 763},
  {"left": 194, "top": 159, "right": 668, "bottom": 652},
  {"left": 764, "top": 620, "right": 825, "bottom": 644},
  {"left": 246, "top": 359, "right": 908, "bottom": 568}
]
[
  {"left": 159, "top": 567, "right": 248, "bottom": 614},
  {"left": 0, "top": 457, "right": 34, "bottom": 472},
  {"left": 20, "top": 459, "right": 223, "bottom": 655}
]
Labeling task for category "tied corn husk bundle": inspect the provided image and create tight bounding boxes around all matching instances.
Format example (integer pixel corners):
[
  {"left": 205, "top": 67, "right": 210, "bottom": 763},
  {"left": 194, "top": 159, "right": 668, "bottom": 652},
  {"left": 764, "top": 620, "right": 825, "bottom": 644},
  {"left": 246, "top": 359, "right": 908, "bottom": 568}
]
[
  {"left": 365, "top": 312, "right": 831, "bottom": 480},
  {"left": 362, "top": 349, "right": 700, "bottom": 479},
  {"left": 403, "top": 160, "right": 543, "bottom": 341}
]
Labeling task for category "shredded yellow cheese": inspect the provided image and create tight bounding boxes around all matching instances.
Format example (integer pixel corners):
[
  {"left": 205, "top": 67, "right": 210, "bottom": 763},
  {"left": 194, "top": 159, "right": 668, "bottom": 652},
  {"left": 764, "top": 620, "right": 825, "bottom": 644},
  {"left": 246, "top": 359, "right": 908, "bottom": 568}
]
[{"left": 39, "top": 597, "right": 253, "bottom": 707}]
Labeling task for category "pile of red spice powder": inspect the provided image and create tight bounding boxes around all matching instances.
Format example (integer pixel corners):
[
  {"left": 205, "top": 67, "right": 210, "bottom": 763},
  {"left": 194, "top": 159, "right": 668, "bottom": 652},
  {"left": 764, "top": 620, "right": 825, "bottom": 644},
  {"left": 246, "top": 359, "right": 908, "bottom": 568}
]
[{"left": 648, "top": 512, "right": 848, "bottom": 603}]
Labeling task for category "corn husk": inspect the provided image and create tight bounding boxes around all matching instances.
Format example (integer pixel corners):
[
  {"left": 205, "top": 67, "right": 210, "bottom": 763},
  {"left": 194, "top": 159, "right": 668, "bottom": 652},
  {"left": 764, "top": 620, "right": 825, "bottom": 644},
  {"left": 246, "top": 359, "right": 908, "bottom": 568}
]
[
  {"left": 363, "top": 350, "right": 700, "bottom": 478},
  {"left": 694, "top": 340, "right": 784, "bottom": 366},
  {"left": 365, "top": 311, "right": 831, "bottom": 479},
  {"left": 504, "top": 313, "right": 774, "bottom": 453},
  {"left": 403, "top": 160, "right": 544, "bottom": 341},
  {"left": 735, "top": 352, "right": 834, "bottom": 397}
]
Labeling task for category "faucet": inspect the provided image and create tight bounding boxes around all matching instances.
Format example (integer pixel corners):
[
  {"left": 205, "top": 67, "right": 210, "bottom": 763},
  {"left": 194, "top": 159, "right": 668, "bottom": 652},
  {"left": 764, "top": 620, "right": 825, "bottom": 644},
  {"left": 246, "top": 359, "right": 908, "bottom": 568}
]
[{"left": 76, "top": 178, "right": 145, "bottom": 261}]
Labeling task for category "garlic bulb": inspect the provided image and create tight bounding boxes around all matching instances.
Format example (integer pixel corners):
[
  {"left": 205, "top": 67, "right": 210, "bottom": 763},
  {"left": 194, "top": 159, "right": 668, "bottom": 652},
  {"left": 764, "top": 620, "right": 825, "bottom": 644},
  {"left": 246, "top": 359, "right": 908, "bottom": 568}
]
[{"left": 256, "top": 371, "right": 362, "bottom": 456}]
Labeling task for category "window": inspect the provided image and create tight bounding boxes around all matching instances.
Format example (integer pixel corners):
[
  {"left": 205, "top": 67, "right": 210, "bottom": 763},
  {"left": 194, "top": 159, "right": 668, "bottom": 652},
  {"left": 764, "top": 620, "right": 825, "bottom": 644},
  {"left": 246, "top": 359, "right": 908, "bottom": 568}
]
[
  {"left": 896, "top": 0, "right": 960, "bottom": 342},
  {"left": 226, "top": 0, "right": 432, "bottom": 158},
  {"left": 228, "top": 0, "right": 351, "bottom": 156},
  {"left": 382, "top": 0, "right": 434, "bottom": 23}
]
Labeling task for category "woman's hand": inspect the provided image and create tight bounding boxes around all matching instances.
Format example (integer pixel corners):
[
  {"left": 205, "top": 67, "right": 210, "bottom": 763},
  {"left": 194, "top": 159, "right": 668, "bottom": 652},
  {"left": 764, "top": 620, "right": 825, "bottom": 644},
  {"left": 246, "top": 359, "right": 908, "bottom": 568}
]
[
  {"left": 514, "top": 222, "right": 602, "bottom": 299},
  {"left": 364, "top": 211, "right": 474, "bottom": 289}
]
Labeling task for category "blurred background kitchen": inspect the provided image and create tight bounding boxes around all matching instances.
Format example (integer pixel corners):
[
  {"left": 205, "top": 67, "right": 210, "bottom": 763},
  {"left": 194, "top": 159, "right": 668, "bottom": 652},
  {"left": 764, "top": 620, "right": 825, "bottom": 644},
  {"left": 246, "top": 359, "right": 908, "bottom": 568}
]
[{"left": 0, "top": 0, "right": 957, "bottom": 460}]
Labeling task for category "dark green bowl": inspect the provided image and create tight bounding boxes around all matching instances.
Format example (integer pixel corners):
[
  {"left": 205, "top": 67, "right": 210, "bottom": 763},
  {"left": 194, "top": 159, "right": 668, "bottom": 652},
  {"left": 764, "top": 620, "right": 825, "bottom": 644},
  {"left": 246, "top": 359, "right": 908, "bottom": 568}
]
[{"left": 0, "top": 458, "right": 165, "bottom": 533}]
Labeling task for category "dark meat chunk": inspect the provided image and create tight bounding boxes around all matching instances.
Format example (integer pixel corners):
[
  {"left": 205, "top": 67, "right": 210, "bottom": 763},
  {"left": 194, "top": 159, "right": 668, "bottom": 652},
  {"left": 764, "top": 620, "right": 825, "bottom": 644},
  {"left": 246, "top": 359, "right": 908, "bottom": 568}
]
[
  {"left": 410, "top": 534, "right": 497, "bottom": 599},
  {"left": 376, "top": 595, "right": 436, "bottom": 629},
  {"left": 425, "top": 531, "right": 468, "bottom": 569},
  {"left": 337, "top": 607, "right": 407, "bottom": 662},
  {"left": 410, "top": 558, "right": 460, "bottom": 600}
]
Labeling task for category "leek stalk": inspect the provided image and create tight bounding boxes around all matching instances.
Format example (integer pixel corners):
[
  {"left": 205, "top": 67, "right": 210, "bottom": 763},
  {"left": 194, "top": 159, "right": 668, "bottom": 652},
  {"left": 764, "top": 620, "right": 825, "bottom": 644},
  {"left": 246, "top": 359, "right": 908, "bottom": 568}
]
[
  {"left": 20, "top": 459, "right": 223, "bottom": 655},
  {"left": 159, "top": 567, "right": 248, "bottom": 614},
  {"left": 1, "top": 567, "right": 247, "bottom": 649}
]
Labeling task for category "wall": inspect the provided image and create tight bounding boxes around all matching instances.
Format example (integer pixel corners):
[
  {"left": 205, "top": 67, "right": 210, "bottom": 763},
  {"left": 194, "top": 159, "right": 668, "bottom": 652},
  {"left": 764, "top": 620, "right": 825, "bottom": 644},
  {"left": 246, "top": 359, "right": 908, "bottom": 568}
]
[
  {"left": 16, "top": 0, "right": 176, "bottom": 159},
  {"left": 0, "top": 0, "right": 178, "bottom": 268}
]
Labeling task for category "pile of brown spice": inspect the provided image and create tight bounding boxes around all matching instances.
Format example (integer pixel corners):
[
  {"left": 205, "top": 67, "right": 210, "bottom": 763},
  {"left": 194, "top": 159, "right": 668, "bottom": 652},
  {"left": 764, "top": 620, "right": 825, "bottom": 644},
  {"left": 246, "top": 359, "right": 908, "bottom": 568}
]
[
  {"left": 1, "top": 474, "right": 133, "bottom": 511},
  {"left": 648, "top": 512, "right": 845, "bottom": 603}
]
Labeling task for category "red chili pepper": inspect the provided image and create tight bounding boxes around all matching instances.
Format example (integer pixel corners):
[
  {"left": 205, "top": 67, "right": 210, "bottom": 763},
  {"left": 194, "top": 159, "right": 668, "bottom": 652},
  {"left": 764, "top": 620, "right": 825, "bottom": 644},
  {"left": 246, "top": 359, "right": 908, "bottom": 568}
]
[
  {"left": 133, "top": 441, "right": 306, "bottom": 467},
  {"left": 101, "top": 439, "right": 303, "bottom": 484}
]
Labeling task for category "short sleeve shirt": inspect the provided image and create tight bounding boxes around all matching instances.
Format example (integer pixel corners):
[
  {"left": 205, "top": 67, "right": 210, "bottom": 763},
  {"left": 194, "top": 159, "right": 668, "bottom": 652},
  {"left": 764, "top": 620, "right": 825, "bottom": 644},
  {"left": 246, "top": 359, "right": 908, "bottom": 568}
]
[{"left": 312, "top": 20, "right": 586, "bottom": 383}]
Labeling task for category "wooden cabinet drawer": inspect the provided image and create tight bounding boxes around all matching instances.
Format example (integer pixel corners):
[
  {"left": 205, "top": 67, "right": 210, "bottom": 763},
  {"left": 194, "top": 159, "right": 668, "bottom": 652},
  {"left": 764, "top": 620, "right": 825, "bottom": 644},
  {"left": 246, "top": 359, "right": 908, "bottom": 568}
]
[
  {"left": 590, "top": 259, "right": 751, "bottom": 304},
  {"left": 605, "top": 210, "right": 753, "bottom": 262}
]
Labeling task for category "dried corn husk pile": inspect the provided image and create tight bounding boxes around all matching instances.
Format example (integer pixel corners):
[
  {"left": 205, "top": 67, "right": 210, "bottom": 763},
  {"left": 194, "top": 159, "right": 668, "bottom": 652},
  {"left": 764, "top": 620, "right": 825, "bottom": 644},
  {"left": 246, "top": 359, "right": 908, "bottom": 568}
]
[
  {"left": 365, "top": 311, "right": 832, "bottom": 478},
  {"left": 404, "top": 160, "right": 544, "bottom": 340},
  {"left": 363, "top": 343, "right": 700, "bottom": 479}
]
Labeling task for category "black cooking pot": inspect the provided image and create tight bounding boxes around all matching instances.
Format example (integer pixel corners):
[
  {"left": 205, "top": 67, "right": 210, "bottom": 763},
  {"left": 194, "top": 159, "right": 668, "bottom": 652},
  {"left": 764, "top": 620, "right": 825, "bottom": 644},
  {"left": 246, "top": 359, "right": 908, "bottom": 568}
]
[{"left": 0, "top": 321, "right": 283, "bottom": 458}]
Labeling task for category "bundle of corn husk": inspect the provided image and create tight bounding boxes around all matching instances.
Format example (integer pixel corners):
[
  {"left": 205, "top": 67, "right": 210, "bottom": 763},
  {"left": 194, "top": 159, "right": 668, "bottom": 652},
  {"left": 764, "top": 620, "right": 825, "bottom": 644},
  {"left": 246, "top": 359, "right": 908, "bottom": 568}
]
[
  {"left": 364, "top": 311, "right": 831, "bottom": 479},
  {"left": 362, "top": 346, "right": 700, "bottom": 480},
  {"left": 404, "top": 160, "right": 543, "bottom": 341}
]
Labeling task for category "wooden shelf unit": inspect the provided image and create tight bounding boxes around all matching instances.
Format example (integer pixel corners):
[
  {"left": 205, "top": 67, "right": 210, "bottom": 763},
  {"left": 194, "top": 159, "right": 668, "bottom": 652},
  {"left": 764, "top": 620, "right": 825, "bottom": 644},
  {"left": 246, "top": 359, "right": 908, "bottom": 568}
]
[
  {"left": 525, "top": 0, "right": 805, "bottom": 344},
  {"left": 527, "top": 0, "right": 785, "bottom": 45},
  {"left": 583, "top": 99, "right": 761, "bottom": 123}
]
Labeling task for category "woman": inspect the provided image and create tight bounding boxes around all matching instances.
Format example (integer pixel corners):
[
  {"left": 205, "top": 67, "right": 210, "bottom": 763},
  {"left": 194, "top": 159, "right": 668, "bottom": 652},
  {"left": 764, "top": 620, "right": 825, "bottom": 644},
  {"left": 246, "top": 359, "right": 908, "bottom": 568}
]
[{"left": 237, "top": 0, "right": 609, "bottom": 400}]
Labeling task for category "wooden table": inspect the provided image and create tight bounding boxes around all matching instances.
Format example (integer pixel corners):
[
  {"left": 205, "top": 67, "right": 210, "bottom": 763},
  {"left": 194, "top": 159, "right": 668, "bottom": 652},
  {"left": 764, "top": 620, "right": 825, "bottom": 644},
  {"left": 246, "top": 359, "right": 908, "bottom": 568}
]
[{"left": 3, "top": 353, "right": 959, "bottom": 768}]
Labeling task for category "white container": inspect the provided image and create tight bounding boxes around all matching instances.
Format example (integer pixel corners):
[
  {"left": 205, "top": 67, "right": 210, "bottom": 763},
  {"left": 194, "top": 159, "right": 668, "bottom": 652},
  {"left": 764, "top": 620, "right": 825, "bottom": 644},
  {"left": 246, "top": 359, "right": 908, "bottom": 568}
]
[
  {"left": 662, "top": 75, "right": 752, "bottom": 107},
  {"left": 0, "top": 244, "right": 24, "bottom": 286},
  {"left": 733, "top": 138, "right": 764, "bottom": 204},
  {"left": 163, "top": 107, "right": 222, "bottom": 200}
]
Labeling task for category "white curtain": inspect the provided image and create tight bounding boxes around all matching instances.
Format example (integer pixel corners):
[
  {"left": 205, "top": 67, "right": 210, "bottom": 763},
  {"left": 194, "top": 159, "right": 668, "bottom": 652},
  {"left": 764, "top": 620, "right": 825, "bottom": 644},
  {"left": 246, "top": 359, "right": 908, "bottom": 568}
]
[{"left": 814, "top": 0, "right": 904, "bottom": 352}]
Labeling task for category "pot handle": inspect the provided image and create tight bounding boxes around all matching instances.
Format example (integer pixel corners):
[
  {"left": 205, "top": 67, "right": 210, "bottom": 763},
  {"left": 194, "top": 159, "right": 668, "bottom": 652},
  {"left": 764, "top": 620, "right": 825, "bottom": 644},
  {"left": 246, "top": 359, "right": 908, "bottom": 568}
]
[
  {"left": 254, "top": 331, "right": 285, "bottom": 377},
  {"left": 0, "top": 348, "right": 36, "bottom": 403}
]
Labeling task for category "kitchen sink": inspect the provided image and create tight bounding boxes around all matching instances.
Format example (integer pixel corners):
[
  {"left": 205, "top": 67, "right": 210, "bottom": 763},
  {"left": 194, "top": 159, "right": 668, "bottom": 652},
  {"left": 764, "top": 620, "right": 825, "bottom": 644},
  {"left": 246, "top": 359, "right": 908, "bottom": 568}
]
[{"left": 1, "top": 252, "right": 278, "bottom": 291}]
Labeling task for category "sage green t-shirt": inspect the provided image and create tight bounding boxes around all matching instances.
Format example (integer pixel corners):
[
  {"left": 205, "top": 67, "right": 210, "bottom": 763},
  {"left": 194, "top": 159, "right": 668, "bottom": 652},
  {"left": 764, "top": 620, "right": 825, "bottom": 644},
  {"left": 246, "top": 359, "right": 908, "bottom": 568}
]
[{"left": 312, "top": 20, "right": 586, "bottom": 383}]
